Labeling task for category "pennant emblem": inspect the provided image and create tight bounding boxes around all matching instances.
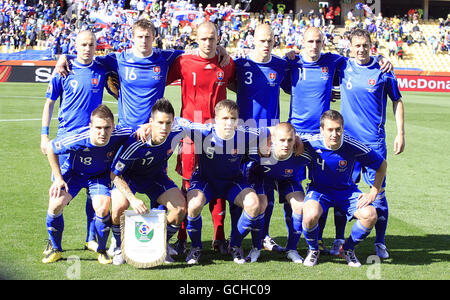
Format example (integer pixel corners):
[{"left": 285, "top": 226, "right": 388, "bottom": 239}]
[{"left": 135, "top": 222, "right": 154, "bottom": 243}]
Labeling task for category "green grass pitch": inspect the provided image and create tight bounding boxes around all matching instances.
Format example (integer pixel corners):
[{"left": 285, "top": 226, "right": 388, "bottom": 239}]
[{"left": 0, "top": 82, "right": 448, "bottom": 280}]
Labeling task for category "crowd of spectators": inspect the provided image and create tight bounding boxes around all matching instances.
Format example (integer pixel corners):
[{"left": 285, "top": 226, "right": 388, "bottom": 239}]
[{"left": 0, "top": 0, "right": 449, "bottom": 58}]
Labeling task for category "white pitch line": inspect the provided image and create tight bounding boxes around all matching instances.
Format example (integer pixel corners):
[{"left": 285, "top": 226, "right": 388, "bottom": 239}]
[
  {"left": 0, "top": 95, "right": 118, "bottom": 105},
  {"left": 0, "top": 113, "right": 119, "bottom": 122}
]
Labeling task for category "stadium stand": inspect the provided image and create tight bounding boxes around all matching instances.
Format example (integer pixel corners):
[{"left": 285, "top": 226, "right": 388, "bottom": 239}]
[{"left": 0, "top": 0, "right": 449, "bottom": 72}]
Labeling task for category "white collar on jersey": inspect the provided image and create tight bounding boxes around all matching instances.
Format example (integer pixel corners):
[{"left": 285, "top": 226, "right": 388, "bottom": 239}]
[
  {"left": 213, "top": 126, "right": 236, "bottom": 141},
  {"left": 248, "top": 51, "right": 272, "bottom": 64},
  {"left": 146, "top": 134, "right": 169, "bottom": 147},
  {"left": 72, "top": 59, "right": 94, "bottom": 68},
  {"left": 301, "top": 52, "right": 322, "bottom": 63},
  {"left": 350, "top": 56, "right": 377, "bottom": 68},
  {"left": 320, "top": 132, "right": 344, "bottom": 151},
  {"left": 271, "top": 145, "right": 293, "bottom": 161}
]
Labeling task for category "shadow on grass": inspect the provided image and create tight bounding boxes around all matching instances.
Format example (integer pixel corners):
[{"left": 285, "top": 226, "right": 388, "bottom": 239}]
[
  {"left": 55, "top": 233, "right": 449, "bottom": 269},
  {"left": 259, "top": 234, "right": 450, "bottom": 266}
]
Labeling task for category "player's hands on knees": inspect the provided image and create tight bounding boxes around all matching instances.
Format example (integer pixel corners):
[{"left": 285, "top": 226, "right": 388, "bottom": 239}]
[
  {"left": 130, "top": 198, "right": 149, "bottom": 215},
  {"left": 55, "top": 55, "right": 70, "bottom": 77},
  {"left": 356, "top": 192, "right": 376, "bottom": 209},
  {"left": 49, "top": 179, "right": 68, "bottom": 199},
  {"left": 40, "top": 135, "right": 49, "bottom": 155}
]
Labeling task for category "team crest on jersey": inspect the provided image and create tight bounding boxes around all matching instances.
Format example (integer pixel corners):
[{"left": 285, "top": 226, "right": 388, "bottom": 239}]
[
  {"left": 285, "top": 169, "right": 293, "bottom": 175},
  {"left": 338, "top": 160, "right": 348, "bottom": 172},
  {"left": 269, "top": 73, "right": 277, "bottom": 81},
  {"left": 320, "top": 67, "right": 329, "bottom": 80},
  {"left": 368, "top": 79, "right": 376, "bottom": 87},
  {"left": 92, "top": 78, "right": 99, "bottom": 87},
  {"left": 107, "top": 151, "right": 114, "bottom": 159},
  {"left": 217, "top": 71, "right": 224, "bottom": 80},
  {"left": 152, "top": 66, "right": 162, "bottom": 80}
]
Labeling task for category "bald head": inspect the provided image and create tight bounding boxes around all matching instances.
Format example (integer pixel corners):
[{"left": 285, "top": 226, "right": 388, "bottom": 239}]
[
  {"left": 274, "top": 122, "right": 295, "bottom": 138},
  {"left": 76, "top": 30, "right": 96, "bottom": 43},
  {"left": 254, "top": 23, "right": 274, "bottom": 38},
  {"left": 196, "top": 21, "right": 218, "bottom": 59},
  {"left": 302, "top": 27, "right": 324, "bottom": 61},
  {"left": 75, "top": 30, "right": 96, "bottom": 64},
  {"left": 197, "top": 21, "right": 218, "bottom": 36},
  {"left": 253, "top": 24, "right": 275, "bottom": 62}
]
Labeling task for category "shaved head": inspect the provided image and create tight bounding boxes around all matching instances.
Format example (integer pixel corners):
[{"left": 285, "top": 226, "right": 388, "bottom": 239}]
[
  {"left": 196, "top": 21, "right": 218, "bottom": 59},
  {"left": 75, "top": 30, "right": 96, "bottom": 44},
  {"left": 302, "top": 27, "right": 324, "bottom": 61},
  {"left": 254, "top": 23, "right": 274, "bottom": 38},
  {"left": 253, "top": 24, "right": 275, "bottom": 62},
  {"left": 75, "top": 30, "right": 96, "bottom": 64},
  {"left": 197, "top": 21, "right": 218, "bottom": 37}
]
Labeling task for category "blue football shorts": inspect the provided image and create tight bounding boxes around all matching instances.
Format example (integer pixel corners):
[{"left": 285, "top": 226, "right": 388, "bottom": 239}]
[
  {"left": 188, "top": 171, "right": 253, "bottom": 205},
  {"left": 304, "top": 186, "right": 373, "bottom": 222},
  {"left": 114, "top": 173, "right": 178, "bottom": 208}
]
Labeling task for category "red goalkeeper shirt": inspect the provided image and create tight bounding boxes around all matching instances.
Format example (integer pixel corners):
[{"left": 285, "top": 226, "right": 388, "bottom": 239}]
[{"left": 167, "top": 52, "right": 235, "bottom": 123}]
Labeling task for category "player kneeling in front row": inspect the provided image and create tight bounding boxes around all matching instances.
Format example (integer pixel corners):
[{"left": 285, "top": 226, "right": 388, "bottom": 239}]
[
  {"left": 42, "top": 105, "right": 132, "bottom": 264},
  {"left": 301, "top": 110, "right": 387, "bottom": 267},
  {"left": 245, "top": 122, "right": 311, "bottom": 263},
  {"left": 185, "top": 100, "right": 270, "bottom": 265},
  {"left": 109, "top": 98, "right": 188, "bottom": 265}
]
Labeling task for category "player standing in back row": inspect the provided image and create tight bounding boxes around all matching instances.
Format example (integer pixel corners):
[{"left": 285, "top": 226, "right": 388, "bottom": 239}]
[
  {"left": 336, "top": 28, "right": 405, "bottom": 259},
  {"left": 166, "top": 21, "right": 235, "bottom": 255},
  {"left": 41, "top": 30, "right": 111, "bottom": 254}
]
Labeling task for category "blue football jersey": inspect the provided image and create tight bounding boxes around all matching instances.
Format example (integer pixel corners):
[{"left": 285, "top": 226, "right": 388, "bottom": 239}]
[
  {"left": 287, "top": 53, "right": 346, "bottom": 134},
  {"left": 339, "top": 57, "right": 402, "bottom": 144},
  {"left": 305, "top": 134, "right": 384, "bottom": 190},
  {"left": 95, "top": 48, "right": 183, "bottom": 129},
  {"left": 189, "top": 124, "right": 270, "bottom": 181},
  {"left": 249, "top": 150, "right": 312, "bottom": 182},
  {"left": 111, "top": 117, "right": 190, "bottom": 180},
  {"left": 51, "top": 126, "right": 133, "bottom": 177},
  {"left": 46, "top": 59, "right": 107, "bottom": 136},
  {"left": 234, "top": 54, "right": 290, "bottom": 126}
]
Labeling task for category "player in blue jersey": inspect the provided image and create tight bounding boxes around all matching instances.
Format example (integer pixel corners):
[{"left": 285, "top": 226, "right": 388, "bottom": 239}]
[
  {"left": 230, "top": 24, "right": 293, "bottom": 253},
  {"left": 42, "top": 105, "right": 132, "bottom": 264},
  {"left": 184, "top": 100, "right": 270, "bottom": 265},
  {"left": 92, "top": 19, "right": 183, "bottom": 129},
  {"left": 40, "top": 30, "right": 110, "bottom": 255},
  {"left": 55, "top": 19, "right": 183, "bottom": 130},
  {"left": 283, "top": 27, "right": 393, "bottom": 254},
  {"left": 109, "top": 98, "right": 188, "bottom": 265},
  {"left": 336, "top": 29, "right": 405, "bottom": 259},
  {"left": 232, "top": 24, "right": 290, "bottom": 128},
  {"left": 245, "top": 122, "right": 311, "bottom": 263},
  {"left": 301, "top": 110, "right": 387, "bottom": 267}
]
